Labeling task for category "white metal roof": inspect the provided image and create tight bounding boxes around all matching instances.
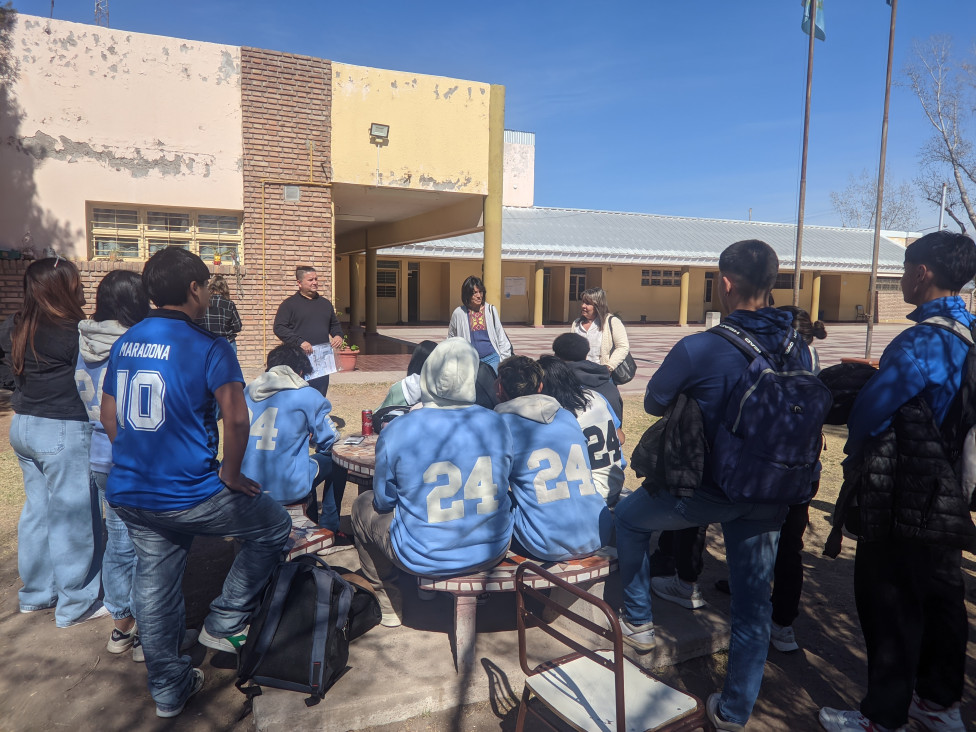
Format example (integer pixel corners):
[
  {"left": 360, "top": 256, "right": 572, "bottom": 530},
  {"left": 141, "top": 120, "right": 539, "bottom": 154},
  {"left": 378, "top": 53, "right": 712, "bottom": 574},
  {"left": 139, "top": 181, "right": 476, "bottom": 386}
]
[{"left": 381, "top": 206, "right": 907, "bottom": 274}]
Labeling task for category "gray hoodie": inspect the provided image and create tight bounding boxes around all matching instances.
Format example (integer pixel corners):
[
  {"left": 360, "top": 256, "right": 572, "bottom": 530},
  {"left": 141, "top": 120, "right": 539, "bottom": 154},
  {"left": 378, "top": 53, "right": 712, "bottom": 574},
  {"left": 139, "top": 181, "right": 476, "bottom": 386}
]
[
  {"left": 420, "top": 337, "right": 480, "bottom": 409},
  {"left": 246, "top": 364, "right": 309, "bottom": 401},
  {"left": 494, "top": 393, "right": 561, "bottom": 424}
]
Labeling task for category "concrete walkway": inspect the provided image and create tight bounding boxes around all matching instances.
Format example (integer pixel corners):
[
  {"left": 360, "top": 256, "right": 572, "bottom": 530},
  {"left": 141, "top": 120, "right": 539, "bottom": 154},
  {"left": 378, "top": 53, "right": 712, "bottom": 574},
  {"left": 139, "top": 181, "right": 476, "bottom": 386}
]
[{"left": 331, "top": 322, "right": 910, "bottom": 394}]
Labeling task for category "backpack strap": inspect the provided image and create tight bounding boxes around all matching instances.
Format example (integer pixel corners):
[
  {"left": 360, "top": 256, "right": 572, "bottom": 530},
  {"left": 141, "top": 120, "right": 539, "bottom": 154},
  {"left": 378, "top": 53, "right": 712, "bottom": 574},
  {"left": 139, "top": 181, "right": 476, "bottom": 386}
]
[
  {"left": 919, "top": 316, "right": 976, "bottom": 346},
  {"left": 709, "top": 322, "right": 802, "bottom": 365},
  {"left": 237, "top": 562, "right": 299, "bottom": 681},
  {"left": 305, "top": 558, "right": 354, "bottom": 698}
]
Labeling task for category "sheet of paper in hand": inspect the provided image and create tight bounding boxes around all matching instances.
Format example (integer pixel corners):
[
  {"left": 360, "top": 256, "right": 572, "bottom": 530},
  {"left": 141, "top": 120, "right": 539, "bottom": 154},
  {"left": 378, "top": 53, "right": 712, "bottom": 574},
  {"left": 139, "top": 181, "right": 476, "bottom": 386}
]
[{"left": 308, "top": 343, "right": 337, "bottom": 380}]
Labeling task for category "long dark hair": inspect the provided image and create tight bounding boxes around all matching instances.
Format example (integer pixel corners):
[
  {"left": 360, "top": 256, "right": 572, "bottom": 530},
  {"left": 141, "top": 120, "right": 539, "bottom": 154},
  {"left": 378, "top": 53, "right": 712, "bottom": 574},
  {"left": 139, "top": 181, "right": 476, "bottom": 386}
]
[
  {"left": 537, "top": 355, "right": 588, "bottom": 414},
  {"left": 11, "top": 257, "right": 86, "bottom": 375},
  {"left": 580, "top": 287, "right": 609, "bottom": 329},
  {"left": 460, "top": 276, "right": 486, "bottom": 308},
  {"left": 407, "top": 340, "right": 437, "bottom": 377},
  {"left": 93, "top": 270, "right": 150, "bottom": 327}
]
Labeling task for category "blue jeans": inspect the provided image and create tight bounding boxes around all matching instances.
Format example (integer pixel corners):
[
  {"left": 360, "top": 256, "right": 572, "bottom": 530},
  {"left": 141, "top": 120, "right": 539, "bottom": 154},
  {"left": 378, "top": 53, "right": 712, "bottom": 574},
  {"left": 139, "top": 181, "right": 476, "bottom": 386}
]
[
  {"left": 310, "top": 452, "right": 343, "bottom": 531},
  {"left": 10, "top": 415, "right": 101, "bottom": 627},
  {"left": 94, "top": 471, "right": 136, "bottom": 620},
  {"left": 480, "top": 351, "right": 500, "bottom": 373},
  {"left": 113, "top": 488, "right": 290, "bottom": 713},
  {"left": 615, "top": 486, "right": 786, "bottom": 726}
]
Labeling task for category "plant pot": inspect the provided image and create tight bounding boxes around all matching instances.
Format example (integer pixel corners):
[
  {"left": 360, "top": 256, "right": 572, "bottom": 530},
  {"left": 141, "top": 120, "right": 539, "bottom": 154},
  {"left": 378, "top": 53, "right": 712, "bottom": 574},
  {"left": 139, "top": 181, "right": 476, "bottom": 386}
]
[{"left": 336, "top": 350, "right": 359, "bottom": 372}]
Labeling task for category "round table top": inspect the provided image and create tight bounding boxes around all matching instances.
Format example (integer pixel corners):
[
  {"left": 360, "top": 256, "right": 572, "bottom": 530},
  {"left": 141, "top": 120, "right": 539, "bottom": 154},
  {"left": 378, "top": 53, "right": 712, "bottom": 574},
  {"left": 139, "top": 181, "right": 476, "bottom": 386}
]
[{"left": 331, "top": 433, "right": 378, "bottom": 478}]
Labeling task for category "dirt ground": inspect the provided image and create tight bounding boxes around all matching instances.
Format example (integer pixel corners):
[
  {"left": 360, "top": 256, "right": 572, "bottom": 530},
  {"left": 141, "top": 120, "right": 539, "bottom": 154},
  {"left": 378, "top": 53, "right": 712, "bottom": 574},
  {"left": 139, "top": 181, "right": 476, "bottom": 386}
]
[{"left": 0, "top": 384, "right": 974, "bottom": 732}]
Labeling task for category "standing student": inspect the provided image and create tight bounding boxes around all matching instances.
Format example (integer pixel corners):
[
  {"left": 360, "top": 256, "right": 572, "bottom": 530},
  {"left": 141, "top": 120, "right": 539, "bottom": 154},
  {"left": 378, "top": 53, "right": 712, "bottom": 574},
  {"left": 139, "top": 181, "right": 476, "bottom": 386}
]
[
  {"left": 615, "top": 240, "right": 818, "bottom": 731},
  {"left": 198, "top": 275, "right": 242, "bottom": 353},
  {"left": 102, "top": 247, "right": 291, "bottom": 718},
  {"left": 76, "top": 270, "right": 150, "bottom": 655},
  {"left": 570, "top": 287, "right": 629, "bottom": 372},
  {"left": 820, "top": 231, "right": 975, "bottom": 732},
  {"left": 447, "top": 275, "right": 512, "bottom": 373},
  {"left": 273, "top": 265, "right": 344, "bottom": 397},
  {"left": 1, "top": 257, "right": 105, "bottom": 628}
]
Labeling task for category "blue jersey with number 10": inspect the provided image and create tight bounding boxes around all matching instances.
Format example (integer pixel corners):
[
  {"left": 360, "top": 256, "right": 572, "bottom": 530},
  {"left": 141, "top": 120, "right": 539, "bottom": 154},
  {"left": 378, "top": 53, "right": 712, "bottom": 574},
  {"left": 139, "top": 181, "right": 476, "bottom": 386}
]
[{"left": 103, "top": 310, "right": 244, "bottom": 511}]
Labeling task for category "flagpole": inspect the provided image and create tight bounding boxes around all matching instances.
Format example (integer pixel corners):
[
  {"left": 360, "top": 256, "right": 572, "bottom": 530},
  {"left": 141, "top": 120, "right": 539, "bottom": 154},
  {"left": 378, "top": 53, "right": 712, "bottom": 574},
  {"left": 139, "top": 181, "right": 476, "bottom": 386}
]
[
  {"left": 793, "top": 1, "right": 818, "bottom": 307},
  {"left": 865, "top": 0, "right": 898, "bottom": 358}
]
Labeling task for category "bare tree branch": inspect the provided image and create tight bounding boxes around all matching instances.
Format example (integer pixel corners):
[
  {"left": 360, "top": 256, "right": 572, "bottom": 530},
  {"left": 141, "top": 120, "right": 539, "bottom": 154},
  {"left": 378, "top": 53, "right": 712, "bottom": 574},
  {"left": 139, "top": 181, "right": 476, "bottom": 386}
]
[{"left": 829, "top": 169, "right": 919, "bottom": 231}]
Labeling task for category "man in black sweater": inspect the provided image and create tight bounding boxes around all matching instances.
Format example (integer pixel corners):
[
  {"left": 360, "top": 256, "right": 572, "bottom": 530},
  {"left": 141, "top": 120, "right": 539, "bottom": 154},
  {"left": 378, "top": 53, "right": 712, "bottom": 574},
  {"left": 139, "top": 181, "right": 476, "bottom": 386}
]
[{"left": 273, "top": 266, "right": 344, "bottom": 397}]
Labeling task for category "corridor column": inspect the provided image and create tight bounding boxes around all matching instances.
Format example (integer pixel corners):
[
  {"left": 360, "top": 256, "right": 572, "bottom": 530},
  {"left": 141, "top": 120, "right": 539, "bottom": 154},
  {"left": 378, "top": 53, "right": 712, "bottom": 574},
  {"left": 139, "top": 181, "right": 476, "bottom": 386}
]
[
  {"left": 483, "top": 84, "right": 505, "bottom": 308},
  {"left": 365, "top": 247, "right": 378, "bottom": 335},
  {"left": 533, "top": 261, "right": 544, "bottom": 327},
  {"left": 348, "top": 254, "right": 361, "bottom": 330},
  {"left": 810, "top": 271, "right": 822, "bottom": 322},
  {"left": 678, "top": 266, "right": 690, "bottom": 326}
]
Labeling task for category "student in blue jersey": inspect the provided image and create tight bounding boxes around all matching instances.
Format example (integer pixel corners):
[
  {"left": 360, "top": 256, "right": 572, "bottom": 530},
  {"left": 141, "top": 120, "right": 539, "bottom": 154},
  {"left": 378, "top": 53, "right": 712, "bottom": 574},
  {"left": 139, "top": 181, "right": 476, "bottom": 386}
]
[
  {"left": 538, "top": 354, "right": 627, "bottom": 507},
  {"left": 351, "top": 337, "right": 514, "bottom": 627},
  {"left": 100, "top": 247, "right": 291, "bottom": 719},
  {"left": 242, "top": 344, "right": 341, "bottom": 530},
  {"left": 495, "top": 356, "right": 611, "bottom": 561},
  {"left": 76, "top": 270, "right": 150, "bottom": 656}
]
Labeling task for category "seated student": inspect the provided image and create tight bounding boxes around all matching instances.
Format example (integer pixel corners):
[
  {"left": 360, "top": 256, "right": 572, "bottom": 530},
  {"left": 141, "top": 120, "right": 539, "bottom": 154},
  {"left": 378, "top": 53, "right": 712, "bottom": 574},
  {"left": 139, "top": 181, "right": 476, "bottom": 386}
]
[
  {"left": 351, "top": 338, "right": 514, "bottom": 627},
  {"left": 552, "top": 332, "right": 623, "bottom": 421},
  {"left": 378, "top": 340, "right": 437, "bottom": 410},
  {"left": 495, "top": 356, "right": 611, "bottom": 562},
  {"left": 242, "top": 345, "right": 341, "bottom": 531},
  {"left": 537, "top": 354, "right": 627, "bottom": 507}
]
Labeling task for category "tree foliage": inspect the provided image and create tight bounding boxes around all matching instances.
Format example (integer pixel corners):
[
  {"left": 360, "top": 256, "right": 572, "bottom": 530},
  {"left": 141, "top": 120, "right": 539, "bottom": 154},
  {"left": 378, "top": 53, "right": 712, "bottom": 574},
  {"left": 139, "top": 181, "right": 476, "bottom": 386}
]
[
  {"left": 905, "top": 35, "right": 976, "bottom": 234},
  {"left": 829, "top": 169, "right": 919, "bottom": 231}
]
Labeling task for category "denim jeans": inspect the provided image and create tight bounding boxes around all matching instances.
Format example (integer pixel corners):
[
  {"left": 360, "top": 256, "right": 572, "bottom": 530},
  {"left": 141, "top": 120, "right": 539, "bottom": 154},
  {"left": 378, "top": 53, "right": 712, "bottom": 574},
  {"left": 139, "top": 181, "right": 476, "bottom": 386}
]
[
  {"left": 309, "top": 452, "right": 343, "bottom": 531},
  {"left": 113, "top": 488, "right": 290, "bottom": 713},
  {"left": 480, "top": 351, "right": 500, "bottom": 374},
  {"left": 10, "top": 415, "right": 101, "bottom": 627},
  {"left": 94, "top": 470, "right": 136, "bottom": 620},
  {"left": 615, "top": 486, "right": 786, "bottom": 726}
]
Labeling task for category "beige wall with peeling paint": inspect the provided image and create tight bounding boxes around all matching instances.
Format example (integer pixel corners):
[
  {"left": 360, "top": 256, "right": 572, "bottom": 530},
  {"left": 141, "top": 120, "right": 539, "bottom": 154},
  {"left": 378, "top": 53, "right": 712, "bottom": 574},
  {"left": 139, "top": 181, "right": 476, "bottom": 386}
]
[
  {"left": 0, "top": 15, "right": 243, "bottom": 258},
  {"left": 331, "top": 63, "right": 489, "bottom": 193}
]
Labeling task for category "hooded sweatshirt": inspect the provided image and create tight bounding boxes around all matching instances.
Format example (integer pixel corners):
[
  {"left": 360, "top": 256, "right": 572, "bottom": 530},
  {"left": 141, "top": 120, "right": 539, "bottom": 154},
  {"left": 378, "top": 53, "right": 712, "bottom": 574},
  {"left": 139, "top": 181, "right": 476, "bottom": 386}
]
[
  {"left": 567, "top": 359, "right": 623, "bottom": 421},
  {"left": 645, "top": 307, "right": 809, "bottom": 496},
  {"left": 576, "top": 388, "right": 627, "bottom": 506},
  {"left": 496, "top": 394, "right": 610, "bottom": 561},
  {"left": 373, "top": 338, "right": 514, "bottom": 577},
  {"left": 76, "top": 319, "right": 129, "bottom": 473},
  {"left": 242, "top": 365, "right": 339, "bottom": 505}
]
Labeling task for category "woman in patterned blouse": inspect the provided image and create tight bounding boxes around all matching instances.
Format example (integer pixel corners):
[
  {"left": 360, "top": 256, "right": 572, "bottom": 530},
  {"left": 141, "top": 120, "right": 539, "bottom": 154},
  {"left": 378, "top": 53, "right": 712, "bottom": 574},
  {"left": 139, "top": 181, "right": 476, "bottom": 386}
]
[{"left": 447, "top": 275, "right": 512, "bottom": 373}]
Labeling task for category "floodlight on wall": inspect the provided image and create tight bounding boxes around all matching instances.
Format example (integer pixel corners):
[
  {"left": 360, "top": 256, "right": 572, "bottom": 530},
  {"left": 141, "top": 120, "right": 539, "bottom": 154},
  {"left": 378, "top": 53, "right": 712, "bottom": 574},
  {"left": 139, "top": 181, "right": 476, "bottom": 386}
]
[{"left": 370, "top": 123, "right": 391, "bottom": 185}]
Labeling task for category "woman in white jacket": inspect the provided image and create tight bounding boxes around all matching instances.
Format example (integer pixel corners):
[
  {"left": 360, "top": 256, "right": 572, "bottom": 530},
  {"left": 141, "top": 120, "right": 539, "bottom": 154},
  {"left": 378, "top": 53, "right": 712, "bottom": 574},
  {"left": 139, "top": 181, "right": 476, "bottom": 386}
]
[
  {"left": 447, "top": 275, "right": 512, "bottom": 373},
  {"left": 571, "top": 287, "right": 630, "bottom": 373}
]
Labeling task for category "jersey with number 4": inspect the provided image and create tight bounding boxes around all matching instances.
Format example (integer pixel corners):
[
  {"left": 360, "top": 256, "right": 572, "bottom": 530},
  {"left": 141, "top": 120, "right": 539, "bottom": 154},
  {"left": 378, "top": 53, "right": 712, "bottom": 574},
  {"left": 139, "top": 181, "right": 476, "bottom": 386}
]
[
  {"left": 576, "top": 388, "right": 626, "bottom": 506},
  {"left": 243, "top": 367, "right": 338, "bottom": 505},
  {"left": 103, "top": 310, "right": 243, "bottom": 510},
  {"left": 373, "top": 405, "right": 514, "bottom": 577},
  {"left": 496, "top": 395, "right": 610, "bottom": 562}
]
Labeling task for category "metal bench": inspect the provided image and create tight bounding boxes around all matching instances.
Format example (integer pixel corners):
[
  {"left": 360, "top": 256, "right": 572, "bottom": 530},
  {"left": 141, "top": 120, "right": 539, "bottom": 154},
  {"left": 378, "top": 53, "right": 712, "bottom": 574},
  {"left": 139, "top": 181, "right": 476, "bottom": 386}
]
[{"left": 417, "top": 547, "right": 618, "bottom": 672}]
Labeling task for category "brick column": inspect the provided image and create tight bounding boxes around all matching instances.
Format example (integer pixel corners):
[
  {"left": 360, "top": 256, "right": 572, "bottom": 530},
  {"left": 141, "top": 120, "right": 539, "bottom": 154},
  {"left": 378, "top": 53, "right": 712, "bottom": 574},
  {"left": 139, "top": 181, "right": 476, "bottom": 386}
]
[{"left": 239, "top": 47, "right": 333, "bottom": 371}]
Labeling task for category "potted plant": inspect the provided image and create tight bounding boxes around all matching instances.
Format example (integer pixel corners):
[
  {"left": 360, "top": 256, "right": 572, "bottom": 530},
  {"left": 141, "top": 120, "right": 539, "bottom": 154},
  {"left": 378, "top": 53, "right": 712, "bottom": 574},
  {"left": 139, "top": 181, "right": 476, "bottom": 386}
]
[{"left": 336, "top": 335, "right": 360, "bottom": 372}]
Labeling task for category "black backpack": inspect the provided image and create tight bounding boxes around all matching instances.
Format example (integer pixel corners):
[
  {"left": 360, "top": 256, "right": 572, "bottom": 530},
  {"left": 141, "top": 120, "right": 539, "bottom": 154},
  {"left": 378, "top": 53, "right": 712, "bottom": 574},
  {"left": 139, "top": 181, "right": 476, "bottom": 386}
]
[
  {"left": 236, "top": 555, "right": 359, "bottom": 704},
  {"left": 709, "top": 322, "right": 832, "bottom": 505}
]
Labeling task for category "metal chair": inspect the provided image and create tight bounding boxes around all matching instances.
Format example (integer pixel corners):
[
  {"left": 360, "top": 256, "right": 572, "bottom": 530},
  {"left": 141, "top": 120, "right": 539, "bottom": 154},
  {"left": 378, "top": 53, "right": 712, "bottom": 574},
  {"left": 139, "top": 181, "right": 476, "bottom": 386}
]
[
  {"left": 514, "top": 562, "right": 708, "bottom": 732},
  {"left": 855, "top": 304, "right": 868, "bottom": 322}
]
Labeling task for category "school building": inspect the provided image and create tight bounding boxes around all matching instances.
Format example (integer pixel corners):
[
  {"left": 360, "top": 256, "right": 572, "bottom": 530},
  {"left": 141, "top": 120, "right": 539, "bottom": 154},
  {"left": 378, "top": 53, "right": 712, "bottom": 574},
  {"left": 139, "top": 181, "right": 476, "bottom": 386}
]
[{"left": 0, "top": 13, "right": 914, "bottom": 369}]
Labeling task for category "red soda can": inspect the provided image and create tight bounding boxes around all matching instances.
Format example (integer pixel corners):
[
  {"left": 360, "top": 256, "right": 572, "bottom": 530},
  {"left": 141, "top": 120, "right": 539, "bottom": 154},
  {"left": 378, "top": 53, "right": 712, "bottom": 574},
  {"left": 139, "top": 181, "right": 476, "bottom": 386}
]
[{"left": 361, "top": 409, "right": 373, "bottom": 436}]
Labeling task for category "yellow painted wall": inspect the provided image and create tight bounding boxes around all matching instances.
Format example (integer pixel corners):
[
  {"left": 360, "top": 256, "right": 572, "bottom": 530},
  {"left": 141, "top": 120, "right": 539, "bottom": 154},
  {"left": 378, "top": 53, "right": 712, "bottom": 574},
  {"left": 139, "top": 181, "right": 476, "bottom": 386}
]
[
  {"left": 838, "top": 273, "right": 870, "bottom": 321},
  {"left": 499, "top": 262, "right": 533, "bottom": 323},
  {"left": 331, "top": 63, "right": 490, "bottom": 194}
]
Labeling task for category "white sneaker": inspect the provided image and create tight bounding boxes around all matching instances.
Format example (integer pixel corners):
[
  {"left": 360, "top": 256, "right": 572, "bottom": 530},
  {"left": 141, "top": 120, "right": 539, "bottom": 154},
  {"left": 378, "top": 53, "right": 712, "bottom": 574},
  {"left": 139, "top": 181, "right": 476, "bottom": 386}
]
[
  {"left": 380, "top": 612, "right": 402, "bottom": 628},
  {"left": 819, "top": 707, "right": 906, "bottom": 731},
  {"left": 155, "top": 668, "right": 204, "bottom": 718},
  {"left": 770, "top": 622, "right": 800, "bottom": 653},
  {"left": 650, "top": 573, "right": 706, "bottom": 609},
  {"left": 620, "top": 618, "right": 656, "bottom": 651},
  {"left": 909, "top": 693, "right": 965, "bottom": 731},
  {"left": 706, "top": 694, "right": 745, "bottom": 732}
]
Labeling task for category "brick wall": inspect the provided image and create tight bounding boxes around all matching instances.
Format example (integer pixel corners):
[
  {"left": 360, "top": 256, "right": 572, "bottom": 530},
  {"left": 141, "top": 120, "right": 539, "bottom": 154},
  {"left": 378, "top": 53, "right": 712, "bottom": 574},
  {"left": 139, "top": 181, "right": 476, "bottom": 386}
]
[
  {"left": 876, "top": 290, "right": 913, "bottom": 323},
  {"left": 239, "top": 47, "right": 333, "bottom": 371}
]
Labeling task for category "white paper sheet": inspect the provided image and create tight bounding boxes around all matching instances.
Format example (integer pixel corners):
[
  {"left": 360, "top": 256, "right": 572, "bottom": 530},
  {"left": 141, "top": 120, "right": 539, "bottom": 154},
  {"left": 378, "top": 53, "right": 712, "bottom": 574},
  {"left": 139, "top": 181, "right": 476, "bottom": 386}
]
[{"left": 308, "top": 343, "right": 337, "bottom": 380}]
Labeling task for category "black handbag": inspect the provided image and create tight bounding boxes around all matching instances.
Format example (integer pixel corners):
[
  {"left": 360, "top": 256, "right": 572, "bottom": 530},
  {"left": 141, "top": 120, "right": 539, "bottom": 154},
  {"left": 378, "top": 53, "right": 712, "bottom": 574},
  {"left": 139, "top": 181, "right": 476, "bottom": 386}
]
[{"left": 608, "top": 316, "right": 636, "bottom": 385}]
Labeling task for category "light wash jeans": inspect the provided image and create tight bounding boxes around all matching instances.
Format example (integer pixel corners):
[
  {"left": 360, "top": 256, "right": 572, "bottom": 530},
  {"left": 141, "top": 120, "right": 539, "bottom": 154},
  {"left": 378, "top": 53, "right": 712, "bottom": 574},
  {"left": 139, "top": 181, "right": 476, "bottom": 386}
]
[
  {"left": 480, "top": 351, "right": 500, "bottom": 373},
  {"left": 10, "top": 414, "right": 101, "bottom": 627},
  {"left": 113, "top": 488, "right": 290, "bottom": 714},
  {"left": 615, "top": 486, "right": 786, "bottom": 726},
  {"left": 94, "top": 470, "right": 136, "bottom": 620}
]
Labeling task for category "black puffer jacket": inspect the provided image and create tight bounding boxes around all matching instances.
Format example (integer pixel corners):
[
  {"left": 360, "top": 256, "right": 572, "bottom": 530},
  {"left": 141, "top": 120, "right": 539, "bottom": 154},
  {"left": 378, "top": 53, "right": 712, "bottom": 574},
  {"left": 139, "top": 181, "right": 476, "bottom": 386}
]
[
  {"left": 630, "top": 393, "right": 706, "bottom": 498},
  {"left": 836, "top": 396, "right": 976, "bottom": 553}
]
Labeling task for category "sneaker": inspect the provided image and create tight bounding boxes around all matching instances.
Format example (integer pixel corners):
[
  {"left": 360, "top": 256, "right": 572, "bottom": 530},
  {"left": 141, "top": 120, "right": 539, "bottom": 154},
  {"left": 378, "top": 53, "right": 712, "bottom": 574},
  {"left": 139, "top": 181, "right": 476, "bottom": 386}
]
[
  {"left": 107, "top": 622, "right": 138, "bottom": 654},
  {"left": 155, "top": 668, "right": 204, "bottom": 718},
  {"left": 131, "top": 628, "right": 202, "bottom": 663},
  {"left": 620, "top": 618, "right": 656, "bottom": 651},
  {"left": 909, "top": 693, "right": 965, "bottom": 731},
  {"left": 199, "top": 626, "right": 248, "bottom": 654},
  {"left": 706, "top": 694, "right": 745, "bottom": 732},
  {"left": 770, "top": 622, "right": 800, "bottom": 653},
  {"left": 380, "top": 612, "right": 402, "bottom": 628},
  {"left": 651, "top": 574, "right": 706, "bottom": 610},
  {"left": 60, "top": 603, "right": 111, "bottom": 628},
  {"left": 819, "top": 707, "right": 906, "bottom": 731}
]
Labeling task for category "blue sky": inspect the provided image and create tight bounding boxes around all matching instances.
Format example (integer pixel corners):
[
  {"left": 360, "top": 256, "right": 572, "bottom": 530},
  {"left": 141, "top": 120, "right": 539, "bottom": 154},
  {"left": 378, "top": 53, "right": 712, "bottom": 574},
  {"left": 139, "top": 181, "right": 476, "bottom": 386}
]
[{"left": 11, "top": 1, "right": 976, "bottom": 233}]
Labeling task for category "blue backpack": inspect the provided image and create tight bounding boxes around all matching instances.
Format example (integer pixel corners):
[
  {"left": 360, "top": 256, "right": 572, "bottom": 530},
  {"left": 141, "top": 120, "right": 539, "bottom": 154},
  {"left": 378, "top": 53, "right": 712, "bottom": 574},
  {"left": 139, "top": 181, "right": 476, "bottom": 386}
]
[{"left": 709, "top": 323, "right": 831, "bottom": 505}]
